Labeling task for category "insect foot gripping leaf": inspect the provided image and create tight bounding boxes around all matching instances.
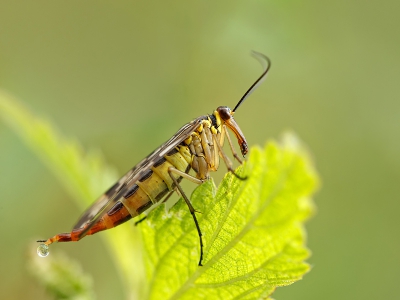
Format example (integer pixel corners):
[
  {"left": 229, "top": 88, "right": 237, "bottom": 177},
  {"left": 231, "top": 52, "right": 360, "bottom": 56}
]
[{"left": 140, "top": 132, "right": 319, "bottom": 300}]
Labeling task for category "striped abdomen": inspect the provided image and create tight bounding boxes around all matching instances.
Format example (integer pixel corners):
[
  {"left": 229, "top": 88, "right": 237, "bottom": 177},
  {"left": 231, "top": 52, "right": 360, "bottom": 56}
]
[
  {"left": 97, "top": 145, "right": 192, "bottom": 230},
  {"left": 120, "top": 145, "right": 191, "bottom": 218}
]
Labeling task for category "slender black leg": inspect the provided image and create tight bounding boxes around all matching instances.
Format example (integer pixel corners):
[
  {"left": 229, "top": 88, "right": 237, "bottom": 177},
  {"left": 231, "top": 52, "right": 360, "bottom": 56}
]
[
  {"left": 168, "top": 168, "right": 204, "bottom": 266},
  {"left": 134, "top": 216, "right": 147, "bottom": 226}
]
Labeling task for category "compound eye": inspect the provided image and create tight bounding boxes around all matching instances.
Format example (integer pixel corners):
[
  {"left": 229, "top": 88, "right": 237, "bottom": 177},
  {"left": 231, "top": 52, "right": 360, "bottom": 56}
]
[{"left": 217, "top": 106, "right": 232, "bottom": 121}]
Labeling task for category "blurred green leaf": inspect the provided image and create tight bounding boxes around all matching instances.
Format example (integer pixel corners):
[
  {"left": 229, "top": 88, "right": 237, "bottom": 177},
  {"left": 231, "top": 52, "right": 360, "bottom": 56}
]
[
  {"left": 0, "top": 90, "right": 117, "bottom": 204},
  {"left": 28, "top": 247, "right": 95, "bottom": 300},
  {"left": 0, "top": 90, "right": 145, "bottom": 300},
  {"left": 141, "top": 133, "right": 318, "bottom": 300}
]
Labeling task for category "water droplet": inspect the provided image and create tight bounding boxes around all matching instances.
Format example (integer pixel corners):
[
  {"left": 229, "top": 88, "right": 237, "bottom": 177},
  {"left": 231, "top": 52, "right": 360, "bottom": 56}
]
[{"left": 37, "top": 244, "right": 49, "bottom": 257}]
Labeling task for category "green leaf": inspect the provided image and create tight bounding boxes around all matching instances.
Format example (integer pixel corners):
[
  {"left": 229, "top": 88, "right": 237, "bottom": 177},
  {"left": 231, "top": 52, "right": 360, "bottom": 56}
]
[
  {"left": 140, "top": 133, "right": 318, "bottom": 300},
  {"left": 0, "top": 90, "right": 118, "bottom": 204},
  {"left": 28, "top": 247, "right": 95, "bottom": 300}
]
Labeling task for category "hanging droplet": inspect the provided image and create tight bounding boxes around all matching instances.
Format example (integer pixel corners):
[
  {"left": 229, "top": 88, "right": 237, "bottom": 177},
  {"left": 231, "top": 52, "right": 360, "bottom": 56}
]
[{"left": 37, "top": 243, "right": 49, "bottom": 257}]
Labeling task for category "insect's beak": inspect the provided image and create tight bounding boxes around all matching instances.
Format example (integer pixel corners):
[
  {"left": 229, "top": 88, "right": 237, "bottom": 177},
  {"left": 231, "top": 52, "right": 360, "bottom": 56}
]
[{"left": 224, "top": 117, "right": 248, "bottom": 156}]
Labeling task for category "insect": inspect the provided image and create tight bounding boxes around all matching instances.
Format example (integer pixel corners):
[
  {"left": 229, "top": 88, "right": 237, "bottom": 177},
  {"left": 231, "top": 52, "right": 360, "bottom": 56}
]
[{"left": 37, "top": 51, "right": 271, "bottom": 266}]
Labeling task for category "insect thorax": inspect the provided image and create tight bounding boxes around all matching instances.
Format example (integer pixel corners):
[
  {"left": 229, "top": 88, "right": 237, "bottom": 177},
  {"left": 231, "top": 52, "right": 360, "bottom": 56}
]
[{"left": 183, "top": 114, "right": 223, "bottom": 180}]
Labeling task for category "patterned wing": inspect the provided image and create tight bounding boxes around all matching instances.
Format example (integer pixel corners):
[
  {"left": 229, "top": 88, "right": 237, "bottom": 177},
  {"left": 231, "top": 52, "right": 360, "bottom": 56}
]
[{"left": 73, "top": 116, "right": 205, "bottom": 237}]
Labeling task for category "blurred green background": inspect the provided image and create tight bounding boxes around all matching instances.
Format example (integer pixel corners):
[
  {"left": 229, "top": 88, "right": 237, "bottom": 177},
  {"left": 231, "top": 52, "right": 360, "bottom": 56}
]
[{"left": 1, "top": 0, "right": 399, "bottom": 299}]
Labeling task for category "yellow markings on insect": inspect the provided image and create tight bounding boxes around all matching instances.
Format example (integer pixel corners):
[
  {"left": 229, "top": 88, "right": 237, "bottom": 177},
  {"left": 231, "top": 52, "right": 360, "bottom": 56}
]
[
  {"left": 184, "top": 135, "right": 192, "bottom": 145},
  {"left": 123, "top": 185, "right": 151, "bottom": 216},
  {"left": 214, "top": 110, "right": 222, "bottom": 127},
  {"left": 137, "top": 173, "right": 167, "bottom": 205},
  {"left": 164, "top": 148, "right": 189, "bottom": 173},
  {"left": 197, "top": 123, "right": 203, "bottom": 133},
  {"left": 179, "top": 145, "right": 192, "bottom": 164}
]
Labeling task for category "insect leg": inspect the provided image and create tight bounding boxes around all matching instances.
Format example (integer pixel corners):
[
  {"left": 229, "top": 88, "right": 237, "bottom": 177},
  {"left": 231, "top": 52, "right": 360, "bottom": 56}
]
[
  {"left": 168, "top": 167, "right": 204, "bottom": 266},
  {"left": 213, "top": 133, "right": 247, "bottom": 180},
  {"left": 134, "top": 188, "right": 176, "bottom": 226},
  {"left": 168, "top": 167, "right": 204, "bottom": 184},
  {"left": 224, "top": 125, "right": 244, "bottom": 164},
  {"left": 134, "top": 217, "right": 147, "bottom": 226}
]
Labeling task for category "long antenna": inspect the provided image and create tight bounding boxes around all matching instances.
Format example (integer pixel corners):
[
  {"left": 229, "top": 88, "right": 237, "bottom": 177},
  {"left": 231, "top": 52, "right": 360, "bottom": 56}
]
[{"left": 232, "top": 51, "right": 271, "bottom": 112}]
